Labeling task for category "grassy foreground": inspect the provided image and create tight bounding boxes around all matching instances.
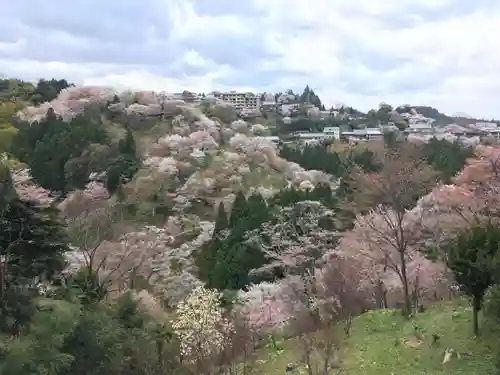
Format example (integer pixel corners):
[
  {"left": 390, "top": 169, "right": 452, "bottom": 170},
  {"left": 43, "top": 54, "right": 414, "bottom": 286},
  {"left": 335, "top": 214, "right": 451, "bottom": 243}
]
[{"left": 257, "top": 298, "right": 498, "bottom": 375}]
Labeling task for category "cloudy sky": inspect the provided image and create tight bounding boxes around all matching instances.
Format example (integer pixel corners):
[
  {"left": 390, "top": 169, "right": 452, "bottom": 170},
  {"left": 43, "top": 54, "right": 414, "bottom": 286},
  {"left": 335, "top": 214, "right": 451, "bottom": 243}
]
[{"left": 1, "top": 0, "right": 499, "bottom": 118}]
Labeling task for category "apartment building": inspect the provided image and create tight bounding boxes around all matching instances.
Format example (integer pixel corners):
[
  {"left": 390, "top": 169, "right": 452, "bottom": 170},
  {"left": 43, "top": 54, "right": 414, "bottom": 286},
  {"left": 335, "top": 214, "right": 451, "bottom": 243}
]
[{"left": 215, "top": 91, "right": 260, "bottom": 111}]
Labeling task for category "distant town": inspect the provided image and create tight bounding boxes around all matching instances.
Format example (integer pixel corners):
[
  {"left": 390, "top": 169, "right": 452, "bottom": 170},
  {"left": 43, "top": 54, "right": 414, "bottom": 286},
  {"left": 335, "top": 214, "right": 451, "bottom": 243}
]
[{"left": 163, "top": 88, "right": 500, "bottom": 146}]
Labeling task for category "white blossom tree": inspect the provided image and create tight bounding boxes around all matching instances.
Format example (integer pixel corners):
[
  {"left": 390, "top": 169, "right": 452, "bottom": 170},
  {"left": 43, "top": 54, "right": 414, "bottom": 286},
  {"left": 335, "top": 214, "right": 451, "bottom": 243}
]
[
  {"left": 245, "top": 200, "right": 339, "bottom": 277},
  {"left": 172, "top": 285, "right": 234, "bottom": 375}
]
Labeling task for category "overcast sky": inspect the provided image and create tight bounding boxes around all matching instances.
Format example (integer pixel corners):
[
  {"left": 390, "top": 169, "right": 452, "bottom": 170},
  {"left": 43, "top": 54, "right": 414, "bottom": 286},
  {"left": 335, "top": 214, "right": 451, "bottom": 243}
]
[{"left": 1, "top": 0, "right": 499, "bottom": 118}]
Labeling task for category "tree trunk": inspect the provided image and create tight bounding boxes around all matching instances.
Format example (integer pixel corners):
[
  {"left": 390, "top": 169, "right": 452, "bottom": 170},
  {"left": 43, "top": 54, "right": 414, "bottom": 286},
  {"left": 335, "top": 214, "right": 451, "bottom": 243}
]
[
  {"left": 399, "top": 250, "right": 411, "bottom": 318},
  {"left": 0, "top": 261, "right": 7, "bottom": 332},
  {"left": 472, "top": 294, "right": 481, "bottom": 336}
]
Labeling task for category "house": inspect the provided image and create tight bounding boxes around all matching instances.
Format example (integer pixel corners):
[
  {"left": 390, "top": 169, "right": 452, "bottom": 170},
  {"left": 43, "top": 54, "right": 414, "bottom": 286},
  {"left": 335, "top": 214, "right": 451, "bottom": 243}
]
[
  {"left": 323, "top": 127, "right": 340, "bottom": 140},
  {"left": 260, "top": 136, "right": 280, "bottom": 145},
  {"left": 407, "top": 123, "right": 434, "bottom": 134},
  {"left": 296, "top": 132, "right": 327, "bottom": 140},
  {"left": 281, "top": 102, "right": 300, "bottom": 116}
]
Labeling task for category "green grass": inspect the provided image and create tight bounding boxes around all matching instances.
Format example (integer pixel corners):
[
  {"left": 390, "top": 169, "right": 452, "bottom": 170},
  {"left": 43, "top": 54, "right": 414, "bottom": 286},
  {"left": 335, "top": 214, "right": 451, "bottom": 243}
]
[{"left": 257, "top": 299, "right": 498, "bottom": 375}]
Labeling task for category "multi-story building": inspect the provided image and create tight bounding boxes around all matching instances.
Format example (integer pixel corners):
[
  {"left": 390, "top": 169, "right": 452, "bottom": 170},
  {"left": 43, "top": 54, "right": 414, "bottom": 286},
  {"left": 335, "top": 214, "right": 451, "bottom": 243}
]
[
  {"left": 323, "top": 127, "right": 341, "bottom": 140},
  {"left": 215, "top": 91, "right": 260, "bottom": 111}
]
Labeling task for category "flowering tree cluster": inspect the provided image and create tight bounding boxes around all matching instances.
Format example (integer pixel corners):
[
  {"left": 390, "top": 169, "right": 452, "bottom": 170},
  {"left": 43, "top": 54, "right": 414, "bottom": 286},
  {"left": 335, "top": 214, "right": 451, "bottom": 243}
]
[
  {"left": 245, "top": 200, "right": 339, "bottom": 277},
  {"left": 10, "top": 168, "right": 55, "bottom": 207},
  {"left": 417, "top": 145, "right": 500, "bottom": 243},
  {"left": 172, "top": 286, "right": 234, "bottom": 373},
  {"left": 237, "top": 277, "right": 307, "bottom": 333}
]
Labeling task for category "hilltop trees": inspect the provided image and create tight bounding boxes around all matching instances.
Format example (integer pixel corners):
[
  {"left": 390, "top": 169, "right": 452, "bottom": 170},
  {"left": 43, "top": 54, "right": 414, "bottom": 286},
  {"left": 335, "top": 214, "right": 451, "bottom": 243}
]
[
  {"left": 29, "top": 78, "right": 72, "bottom": 105},
  {"left": 300, "top": 85, "right": 323, "bottom": 109},
  {"left": 10, "top": 107, "right": 141, "bottom": 196},
  {"left": 11, "top": 108, "right": 108, "bottom": 193}
]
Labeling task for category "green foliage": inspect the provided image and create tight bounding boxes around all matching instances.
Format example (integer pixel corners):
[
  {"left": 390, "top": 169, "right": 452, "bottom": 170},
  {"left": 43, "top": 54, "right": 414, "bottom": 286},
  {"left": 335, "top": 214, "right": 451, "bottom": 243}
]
[
  {"left": 198, "top": 184, "right": 336, "bottom": 291},
  {"left": 0, "top": 102, "right": 24, "bottom": 153},
  {"left": 0, "top": 197, "right": 70, "bottom": 334},
  {"left": 280, "top": 144, "right": 379, "bottom": 180},
  {"left": 270, "top": 183, "right": 334, "bottom": 208},
  {"left": 0, "top": 78, "right": 35, "bottom": 103},
  {"left": 256, "top": 300, "right": 498, "bottom": 375},
  {"left": 0, "top": 198, "right": 69, "bottom": 280},
  {"left": 0, "top": 299, "right": 80, "bottom": 375},
  {"left": 483, "top": 285, "right": 500, "bottom": 325},
  {"left": 68, "top": 268, "right": 110, "bottom": 307},
  {"left": 279, "top": 118, "right": 328, "bottom": 134},
  {"left": 280, "top": 144, "right": 343, "bottom": 176},
  {"left": 10, "top": 106, "right": 140, "bottom": 195},
  {"left": 198, "top": 192, "right": 271, "bottom": 290},
  {"left": 106, "top": 128, "right": 141, "bottom": 195},
  {"left": 0, "top": 293, "right": 183, "bottom": 375},
  {"left": 29, "top": 79, "right": 72, "bottom": 105},
  {"left": 422, "top": 138, "right": 473, "bottom": 183},
  {"left": 299, "top": 85, "right": 323, "bottom": 108},
  {"left": 11, "top": 108, "right": 108, "bottom": 192},
  {"left": 440, "top": 223, "right": 500, "bottom": 334}
]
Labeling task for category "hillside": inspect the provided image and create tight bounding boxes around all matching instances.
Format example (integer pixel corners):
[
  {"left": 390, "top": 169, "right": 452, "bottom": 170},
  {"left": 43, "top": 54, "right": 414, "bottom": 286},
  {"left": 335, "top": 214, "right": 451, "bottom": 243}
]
[
  {"left": 257, "top": 299, "right": 497, "bottom": 375},
  {"left": 2, "top": 80, "right": 500, "bottom": 375},
  {"left": 5, "top": 85, "right": 338, "bottom": 304}
]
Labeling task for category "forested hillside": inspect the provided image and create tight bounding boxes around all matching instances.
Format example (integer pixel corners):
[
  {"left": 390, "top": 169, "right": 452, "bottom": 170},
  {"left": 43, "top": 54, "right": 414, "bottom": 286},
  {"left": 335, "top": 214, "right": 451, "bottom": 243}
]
[{"left": 1, "top": 80, "right": 500, "bottom": 375}]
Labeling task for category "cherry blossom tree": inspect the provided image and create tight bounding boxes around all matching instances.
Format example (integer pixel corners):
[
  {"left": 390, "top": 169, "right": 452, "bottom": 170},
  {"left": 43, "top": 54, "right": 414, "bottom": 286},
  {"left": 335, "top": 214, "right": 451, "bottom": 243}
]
[
  {"left": 343, "top": 146, "right": 438, "bottom": 317},
  {"left": 417, "top": 145, "right": 500, "bottom": 245},
  {"left": 243, "top": 200, "right": 371, "bottom": 374},
  {"left": 245, "top": 200, "right": 339, "bottom": 277}
]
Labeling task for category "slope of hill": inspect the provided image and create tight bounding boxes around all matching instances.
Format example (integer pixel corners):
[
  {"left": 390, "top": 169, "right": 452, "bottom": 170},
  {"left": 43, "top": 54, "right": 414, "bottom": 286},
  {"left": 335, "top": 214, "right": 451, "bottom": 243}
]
[
  {"left": 257, "top": 299, "right": 497, "bottom": 375},
  {"left": 9, "top": 85, "right": 338, "bottom": 305}
]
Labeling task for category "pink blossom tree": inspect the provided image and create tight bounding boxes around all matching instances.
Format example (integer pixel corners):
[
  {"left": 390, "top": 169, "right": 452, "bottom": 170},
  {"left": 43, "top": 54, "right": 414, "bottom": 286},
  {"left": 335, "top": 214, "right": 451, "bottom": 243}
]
[{"left": 342, "top": 146, "right": 438, "bottom": 317}]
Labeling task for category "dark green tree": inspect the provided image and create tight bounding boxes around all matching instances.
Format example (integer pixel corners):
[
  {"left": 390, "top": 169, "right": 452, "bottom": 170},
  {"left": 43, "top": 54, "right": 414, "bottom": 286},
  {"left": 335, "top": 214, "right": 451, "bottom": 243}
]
[
  {"left": 437, "top": 223, "right": 500, "bottom": 335},
  {"left": 106, "top": 128, "right": 141, "bottom": 195},
  {"left": 198, "top": 192, "right": 271, "bottom": 290},
  {"left": 0, "top": 195, "right": 70, "bottom": 334},
  {"left": 11, "top": 107, "right": 108, "bottom": 193},
  {"left": 214, "top": 203, "right": 229, "bottom": 232},
  {"left": 422, "top": 138, "right": 473, "bottom": 183}
]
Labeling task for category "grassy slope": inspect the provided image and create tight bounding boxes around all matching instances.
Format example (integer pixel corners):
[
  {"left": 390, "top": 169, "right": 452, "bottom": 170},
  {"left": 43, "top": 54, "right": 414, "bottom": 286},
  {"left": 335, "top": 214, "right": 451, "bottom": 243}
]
[{"left": 258, "top": 299, "right": 497, "bottom": 375}]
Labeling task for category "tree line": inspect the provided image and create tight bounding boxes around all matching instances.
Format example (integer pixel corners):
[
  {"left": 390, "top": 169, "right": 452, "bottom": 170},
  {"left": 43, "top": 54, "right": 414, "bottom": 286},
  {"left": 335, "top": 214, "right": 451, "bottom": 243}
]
[{"left": 9, "top": 107, "right": 141, "bottom": 196}]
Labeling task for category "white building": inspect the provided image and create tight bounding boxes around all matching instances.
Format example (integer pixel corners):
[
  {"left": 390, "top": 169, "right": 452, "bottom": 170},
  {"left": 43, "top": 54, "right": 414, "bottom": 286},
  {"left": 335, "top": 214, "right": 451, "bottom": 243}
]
[
  {"left": 323, "top": 127, "right": 341, "bottom": 140},
  {"left": 260, "top": 136, "right": 280, "bottom": 145},
  {"left": 216, "top": 91, "right": 260, "bottom": 111}
]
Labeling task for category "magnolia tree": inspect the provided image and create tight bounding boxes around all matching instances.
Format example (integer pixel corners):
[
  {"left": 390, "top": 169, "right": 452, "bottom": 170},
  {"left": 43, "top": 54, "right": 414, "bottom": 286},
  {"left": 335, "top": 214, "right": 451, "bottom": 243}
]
[{"left": 172, "top": 286, "right": 234, "bottom": 375}]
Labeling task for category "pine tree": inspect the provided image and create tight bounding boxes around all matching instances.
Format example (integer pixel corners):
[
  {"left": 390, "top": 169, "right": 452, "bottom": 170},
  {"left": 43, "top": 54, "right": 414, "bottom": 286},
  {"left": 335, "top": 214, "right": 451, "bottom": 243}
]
[
  {"left": 214, "top": 203, "right": 229, "bottom": 233},
  {"left": 229, "top": 191, "right": 247, "bottom": 228}
]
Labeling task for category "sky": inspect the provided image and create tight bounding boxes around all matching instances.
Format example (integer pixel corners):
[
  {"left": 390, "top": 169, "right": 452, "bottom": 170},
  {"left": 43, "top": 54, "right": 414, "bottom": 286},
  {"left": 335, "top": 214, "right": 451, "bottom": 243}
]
[{"left": 1, "top": 0, "right": 500, "bottom": 118}]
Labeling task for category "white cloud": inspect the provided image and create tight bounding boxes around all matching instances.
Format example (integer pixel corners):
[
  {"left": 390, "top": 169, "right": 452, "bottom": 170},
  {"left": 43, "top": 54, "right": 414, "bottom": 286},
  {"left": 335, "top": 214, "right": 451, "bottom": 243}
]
[{"left": 2, "top": 0, "right": 500, "bottom": 117}]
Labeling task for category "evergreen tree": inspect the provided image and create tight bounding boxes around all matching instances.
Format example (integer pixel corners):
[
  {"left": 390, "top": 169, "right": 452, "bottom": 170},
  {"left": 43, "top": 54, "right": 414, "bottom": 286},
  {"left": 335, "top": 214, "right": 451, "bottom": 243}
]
[
  {"left": 0, "top": 189, "right": 70, "bottom": 334},
  {"left": 214, "top": 203, "right": 229, "bottom": 232},
  {"left": 436, "top": 223, "right": 500, "bottom": 335},
  {"left": 229, "top": 190, "right": 247, "bottom": 228},
  {"left": 106, "top": 129, "right": 141, "bottom": 194},
  {"left": 198, "top": 192, "right": 272, "bottom": 290}
]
